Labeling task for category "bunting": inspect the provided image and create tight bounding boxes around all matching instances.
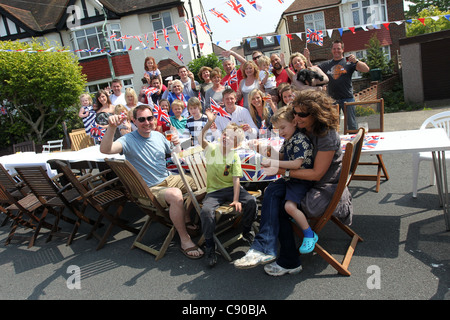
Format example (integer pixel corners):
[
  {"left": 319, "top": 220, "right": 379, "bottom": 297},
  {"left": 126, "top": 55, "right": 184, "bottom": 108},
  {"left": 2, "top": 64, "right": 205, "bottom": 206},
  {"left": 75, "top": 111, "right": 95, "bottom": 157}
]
[
  {"left": 152, "top": 31, "right": 159, "bottom": 48},
  {"left": 210, "top": 8, "right": 230, "bottom": 23},
  {"left": 184, "top": 19, "right": 197, "bottom": 39},
  {"left": 195, "top": 15, "right": 212, "bottom": 35},
  {"left": 227, "top": 0, "right": 246, "bottom": 18},
  {"left": 163, "top": 28, "right": 170, "bottom": 46},
  {"left": 173, "top": 25, "right": 184, "bottom": 43}
]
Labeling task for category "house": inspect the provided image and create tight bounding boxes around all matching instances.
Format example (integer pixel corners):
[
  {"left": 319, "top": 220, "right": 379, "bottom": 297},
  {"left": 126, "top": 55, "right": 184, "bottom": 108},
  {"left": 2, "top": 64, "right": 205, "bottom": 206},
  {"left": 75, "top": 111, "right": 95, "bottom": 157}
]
[
  {"left": 276, "top": 0, "right": 406, "bottom": 76},
  {"left": 241, "top": 32, "right": 282, "bottom": 61},
  {"left": 0, "top": 0, "right": 214, "bottom": 93}
]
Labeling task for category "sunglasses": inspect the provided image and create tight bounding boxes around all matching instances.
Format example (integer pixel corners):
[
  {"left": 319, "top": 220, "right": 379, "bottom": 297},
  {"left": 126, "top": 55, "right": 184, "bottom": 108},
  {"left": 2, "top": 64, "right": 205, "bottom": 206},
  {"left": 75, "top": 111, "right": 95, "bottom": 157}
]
[
  {"left": 252, "top": 55, "right": 262, "bottom": 61},
  {"left": 223, "top": 164, "right": 231, "bottom": 176},
  {"left": 293, "top": 110, "right": 310, "bottom": 118},
  {"left": 137, "top": 116, "right": 154, "bottom": 123}
]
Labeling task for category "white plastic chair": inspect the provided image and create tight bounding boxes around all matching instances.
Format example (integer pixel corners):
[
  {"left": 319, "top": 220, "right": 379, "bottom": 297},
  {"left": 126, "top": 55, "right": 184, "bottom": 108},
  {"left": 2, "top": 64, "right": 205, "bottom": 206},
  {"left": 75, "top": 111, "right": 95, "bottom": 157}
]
[
  {"left": 42, "top": 139, "right": 64, "bottom": 153},
  {"left": 412, "top": 111, "right": 450, "bottom": 198}
]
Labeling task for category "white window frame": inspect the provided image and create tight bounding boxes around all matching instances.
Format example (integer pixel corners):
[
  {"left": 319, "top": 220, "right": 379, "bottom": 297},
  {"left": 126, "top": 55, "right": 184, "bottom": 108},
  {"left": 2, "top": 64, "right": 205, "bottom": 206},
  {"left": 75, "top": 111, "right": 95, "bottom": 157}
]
[
  {"left": 351, "top": 0, "right": 387, "bottom": 26},
  {"left": 86, "top": 78, "right": 134, "bottom": 95},
  {"left": 150, "top": 11, "right": 173, "bottom": 34},
  {"left": 303, "top": 11, "right": 326, "bottom": 33},
  {"left": 70, "top": 22, "right": 124, "bottom": 59}
]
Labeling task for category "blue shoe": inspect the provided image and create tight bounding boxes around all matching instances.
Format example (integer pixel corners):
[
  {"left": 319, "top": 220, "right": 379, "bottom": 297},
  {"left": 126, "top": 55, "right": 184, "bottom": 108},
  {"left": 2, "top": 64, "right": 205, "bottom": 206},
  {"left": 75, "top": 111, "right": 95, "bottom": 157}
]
[{"left": 299, "top": 232, "right": 318, "bottom": 254}]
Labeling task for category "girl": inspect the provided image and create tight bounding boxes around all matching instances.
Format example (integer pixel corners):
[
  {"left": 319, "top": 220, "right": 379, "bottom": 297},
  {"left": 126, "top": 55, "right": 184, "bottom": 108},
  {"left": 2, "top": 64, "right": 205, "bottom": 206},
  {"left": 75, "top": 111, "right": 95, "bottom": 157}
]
[
  {"left": 144, "top": 56, "right": 162, "bottom": 84},
  {"left": 78, "top": 93, "right": 96, "bottom": 135}
]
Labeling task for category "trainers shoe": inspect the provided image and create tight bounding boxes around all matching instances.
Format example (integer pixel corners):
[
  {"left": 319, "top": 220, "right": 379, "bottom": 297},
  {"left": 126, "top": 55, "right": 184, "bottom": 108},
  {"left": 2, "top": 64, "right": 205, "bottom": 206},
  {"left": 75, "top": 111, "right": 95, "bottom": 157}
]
[
  {"left": 242, "top": 230, "right": 255, "bottom": 245},
  {"left": 205, "top": 246, "right": 217, "bottom": 268},
  {"left": 264, "top": 261, "right": 302, "bottom": 276},
  {"left": 234, "top": 249, "right": 275, "bottom": 269}
]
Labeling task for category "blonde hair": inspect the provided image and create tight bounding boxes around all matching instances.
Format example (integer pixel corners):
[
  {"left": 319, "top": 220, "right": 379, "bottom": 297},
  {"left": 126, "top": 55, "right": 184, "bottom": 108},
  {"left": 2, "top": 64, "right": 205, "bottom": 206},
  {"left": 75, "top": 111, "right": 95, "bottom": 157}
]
[
  {"left": 223, "top": 122, "right": 245, "bottom": 146},
  {"left": 171, "top": 99, "right": 184, "bottom": 111},
  {"left": 79, "top": 93, "right": 93, "bottom": 105},
  {"left": 241, "top": 60, "right": 259, "bottom": 79},
  {"left": 187, "top": 97, "right": 201, "bottom": 110},
  {"left": 257, "top": 55, "right": 270, "bottom": 68},
  {"left": 210, "top": 67, "right": 223, "bottom": 79},
  {"left": 114, "top": 104, "right": 127, "bottom": 115},
  {"left": 289, "top": 52, "right": 307, "bottom": 71},
  {"left": 248, "top": 89, "right": 271, "bottom": 125},
  {"left": 125, "top": 87, "right": 138, "bottom": 106},
  {"left": 271, "top": 105, "right": 295, "bottom": 125}
]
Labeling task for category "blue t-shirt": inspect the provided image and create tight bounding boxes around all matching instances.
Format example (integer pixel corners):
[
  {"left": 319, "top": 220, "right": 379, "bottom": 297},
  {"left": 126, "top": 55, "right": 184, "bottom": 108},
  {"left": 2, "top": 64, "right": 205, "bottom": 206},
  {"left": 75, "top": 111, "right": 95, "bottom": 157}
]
[{"left": 117, "top": 130, "right": 171, "bottom": 187}]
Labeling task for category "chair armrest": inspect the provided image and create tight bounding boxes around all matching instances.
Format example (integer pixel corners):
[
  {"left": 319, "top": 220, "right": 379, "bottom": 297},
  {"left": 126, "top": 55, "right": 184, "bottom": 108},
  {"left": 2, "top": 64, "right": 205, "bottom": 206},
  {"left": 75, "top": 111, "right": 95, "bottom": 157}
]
[{"left": 84, "top": 177, "right": 120, "bottom": 197}]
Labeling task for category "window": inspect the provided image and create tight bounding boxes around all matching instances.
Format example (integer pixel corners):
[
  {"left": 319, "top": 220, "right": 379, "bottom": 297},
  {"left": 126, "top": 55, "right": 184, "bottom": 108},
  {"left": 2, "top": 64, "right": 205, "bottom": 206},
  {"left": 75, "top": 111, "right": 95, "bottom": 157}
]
[
  {"left": 249, "top": 38, "right": 258, "bottom": 48},
  {"left": 351, "top": 0, "right": 387, "bottom": 26},
  {"left": 263, "top": 36, "right": 275, "bottom": 46},
  {"left": 304, "top": 11, "right": 325, "bottom": 32},
  {"left": 70, "top": 23, "right": 124, "bottom": 59},
  {"left": 150, "top": 11, "right": 173, "bottom": 34},
  {"left": 87, "top": 79, "right": 134, "bottom": 95}
]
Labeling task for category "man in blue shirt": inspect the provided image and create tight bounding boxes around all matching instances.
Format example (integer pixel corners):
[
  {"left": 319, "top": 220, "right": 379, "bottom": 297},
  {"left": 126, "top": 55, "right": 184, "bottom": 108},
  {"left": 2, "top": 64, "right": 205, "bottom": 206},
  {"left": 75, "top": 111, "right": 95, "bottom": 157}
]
[{"left": 100, "top": 104, "right": 203, "bottom": 259}]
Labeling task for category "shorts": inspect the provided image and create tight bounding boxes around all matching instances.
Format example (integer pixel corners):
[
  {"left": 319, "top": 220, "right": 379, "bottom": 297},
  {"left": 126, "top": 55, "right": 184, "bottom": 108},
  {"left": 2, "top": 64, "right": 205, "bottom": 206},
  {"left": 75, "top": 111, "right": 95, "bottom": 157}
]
[
  {"left": 285, "top": 179, "right": 313, "bottom": 205},
  {"left": 149, "top": 174, "right": 196, "bottom": 208}
]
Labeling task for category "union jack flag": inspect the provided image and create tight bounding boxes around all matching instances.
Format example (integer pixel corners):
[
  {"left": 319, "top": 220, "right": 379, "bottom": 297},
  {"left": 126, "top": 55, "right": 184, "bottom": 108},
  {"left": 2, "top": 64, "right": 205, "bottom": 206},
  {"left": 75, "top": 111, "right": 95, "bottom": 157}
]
[
  {"left": 173, "top": 25, "right": 184, "bottom": 43},
  {"left": 227, "top": 0, "right": 246, "bottom": 17},
  {"left": 210, "top": 98, "right": 232, "bottom": 120},
  {"left": 153, "top": 103, "right": 171, "bottom": 124},
  {"left": 306, "top": 29, "right": 324, "bottom": 46},
  {"left": 184, "top": 19, "right": 197, "bottom": 39},
  {"left": 209, "top": 8, "right": 230, "bottom": 23},
  {"left": 177, "top": 52, "right": 184, "bottom": 64},
  {"left": 224, "top": 68, "right": 238, "bottom": 86},
  {"left": 246, "top": 0, "right": 262, "bottom": 11},
  {"left": 152, "top": 31, "right": 159, "bottom": 48},
  {"left": 163, "top": 28, "right": 170, "bottom": 46},
  {"left": 195, "top": 15, "right": 211, "bottom": 35}
]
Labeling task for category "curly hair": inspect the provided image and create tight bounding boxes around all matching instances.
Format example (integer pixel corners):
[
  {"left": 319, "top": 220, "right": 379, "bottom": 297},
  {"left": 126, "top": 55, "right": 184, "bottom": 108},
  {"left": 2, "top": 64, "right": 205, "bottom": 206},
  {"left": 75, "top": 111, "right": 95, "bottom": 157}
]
[
  {"left": 291, "top": 90, "right": 339, "bottom": 136},
  {"left": 241, "top": 60, "right": 259, "bottom": 79}
]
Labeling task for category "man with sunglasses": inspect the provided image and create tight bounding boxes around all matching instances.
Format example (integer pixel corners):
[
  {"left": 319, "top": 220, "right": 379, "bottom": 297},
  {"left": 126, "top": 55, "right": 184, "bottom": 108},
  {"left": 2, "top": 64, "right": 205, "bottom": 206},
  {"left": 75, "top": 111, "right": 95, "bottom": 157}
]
[{"left": 100, "top": 104, "right": 204, "bottom": 259}]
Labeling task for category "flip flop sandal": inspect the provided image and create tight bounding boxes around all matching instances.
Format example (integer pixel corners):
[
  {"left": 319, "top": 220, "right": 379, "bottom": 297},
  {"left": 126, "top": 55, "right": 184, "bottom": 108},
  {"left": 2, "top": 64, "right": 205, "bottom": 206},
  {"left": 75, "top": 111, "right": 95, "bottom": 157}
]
[
  {"left": 180, "top": 245, "right": 204, "bottom": 259},
  {"left": 299, "top": 232, "right": 318, "bottom": 254}
]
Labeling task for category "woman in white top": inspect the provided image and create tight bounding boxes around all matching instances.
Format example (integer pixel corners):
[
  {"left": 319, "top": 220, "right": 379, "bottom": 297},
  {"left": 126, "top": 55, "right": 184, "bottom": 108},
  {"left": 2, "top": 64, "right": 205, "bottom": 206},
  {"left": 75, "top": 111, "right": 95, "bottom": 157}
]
[{"left": 237, "top": 60, "right": 260, "bottom": 110}]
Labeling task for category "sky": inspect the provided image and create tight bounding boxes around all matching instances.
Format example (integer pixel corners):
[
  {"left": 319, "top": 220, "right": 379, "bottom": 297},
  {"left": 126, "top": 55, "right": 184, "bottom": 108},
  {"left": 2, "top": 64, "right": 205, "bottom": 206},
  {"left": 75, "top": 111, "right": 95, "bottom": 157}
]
[{"left": 201, "top": 0, "right": 295, "bottom": 50}]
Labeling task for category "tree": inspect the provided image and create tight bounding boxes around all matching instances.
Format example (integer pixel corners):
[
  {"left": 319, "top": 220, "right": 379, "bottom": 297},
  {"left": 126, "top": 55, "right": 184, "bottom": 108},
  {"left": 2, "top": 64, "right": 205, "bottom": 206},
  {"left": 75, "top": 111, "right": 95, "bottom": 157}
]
[
  {"left": 363, "top": 34, "right": 394, "bottom": 78},
  {"left": 187, "top": 53, "right": 224, "bottom": 83},
  {"left": 406, "top": 6, "right": 450, "bottom": 36},
  {"left": 0, "top": 39, "right": 86, "bottom": 147},
  {"left": 405, "top": 0, "right": 450, "bottom": 18}
]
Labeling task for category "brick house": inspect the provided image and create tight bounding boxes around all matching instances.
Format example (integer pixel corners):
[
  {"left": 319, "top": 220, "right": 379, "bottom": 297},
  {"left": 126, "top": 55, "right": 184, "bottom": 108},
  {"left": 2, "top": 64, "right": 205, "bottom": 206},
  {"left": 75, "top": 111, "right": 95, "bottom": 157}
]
[
  {"left": 0, "top": 0, "right": 213, "bottom": 93},
  {"left": 276, "top": 0, "right": 406, "bottom": 77}
]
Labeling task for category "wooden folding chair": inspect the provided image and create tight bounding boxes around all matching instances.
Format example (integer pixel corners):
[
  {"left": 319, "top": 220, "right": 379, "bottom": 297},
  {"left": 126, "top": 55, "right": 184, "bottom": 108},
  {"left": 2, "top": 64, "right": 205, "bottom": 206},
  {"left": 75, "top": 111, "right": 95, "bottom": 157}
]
[
  {"left": 69, "top": 129, "right": 94, "bottom": 151},
  {"left": 53, "top": 160, "right": 138, "bottom": 250},
  {"left": 171, "top": 146, "right": 261, "bottom": 262},
  {"left": 13, "top": 140, "right": 35, "bottom": 153},
  {"left": 292, "top": 128, "right": 365, "bottom": 276},
  {"left": 344, "top": 98, "right": 389, "bottom": 192},
  {"left": 14, "top": 166, "right": 92, "bottom": 246},
  {"left": 105, "top": 159, "right": 178, "bottom": 261}
]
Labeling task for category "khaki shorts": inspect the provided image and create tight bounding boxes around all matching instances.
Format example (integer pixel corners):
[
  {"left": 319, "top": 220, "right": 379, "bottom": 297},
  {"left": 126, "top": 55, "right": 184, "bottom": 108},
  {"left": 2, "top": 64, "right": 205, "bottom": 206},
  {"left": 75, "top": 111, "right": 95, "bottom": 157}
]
[{"left": 149, "top": 174, "right": 195, "bottom": 208}]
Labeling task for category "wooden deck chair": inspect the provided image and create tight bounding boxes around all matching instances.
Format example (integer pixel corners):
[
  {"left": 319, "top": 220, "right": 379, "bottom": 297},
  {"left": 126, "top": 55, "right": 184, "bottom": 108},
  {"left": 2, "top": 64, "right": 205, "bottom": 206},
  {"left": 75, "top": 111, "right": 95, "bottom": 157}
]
[
  {"left": 13, "top": 140, "right": 35, "bottom": 153},
  {"left": 0, "top": 181, "right": 53, "bottom": 247},
  {"left": 69, "top": 129, "right": 94, "bottom": 151},
  {"left": 171, "top": 146, "right": 261, "bottom": 262},
  {"left": 344, "top": 98, "right": 389, "bottom": 192},
  {"left": 105, "top": 159, "right": 177, "bottom": 261},
  {"left": 14, "top": 166, "right": 91, "bottom": 246},
  {"left": 291, "top": 128, "right": 365, "bottom": 276},
  {"left": 53, "top": 160, "right": 138, "bottom": 250}
]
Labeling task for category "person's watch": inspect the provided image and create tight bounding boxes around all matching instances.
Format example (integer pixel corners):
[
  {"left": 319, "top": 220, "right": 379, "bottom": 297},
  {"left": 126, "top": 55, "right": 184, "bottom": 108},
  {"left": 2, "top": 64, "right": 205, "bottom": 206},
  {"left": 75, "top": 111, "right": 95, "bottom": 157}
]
[
  {"left": 284, "top": 169, "right": 290, "bottom": 180},
  {"left": 284, "top": 66, "right": 289, "bottom": 70}
]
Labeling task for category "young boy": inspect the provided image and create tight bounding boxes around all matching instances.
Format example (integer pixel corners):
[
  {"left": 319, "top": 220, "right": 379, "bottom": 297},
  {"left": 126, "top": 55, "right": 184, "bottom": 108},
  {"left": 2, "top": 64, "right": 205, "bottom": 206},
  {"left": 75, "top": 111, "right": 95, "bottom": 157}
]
[
  {"left": 169, "top": 99, "right": 187, "bottom": 136},
  {"left": 199, "top": 110, "right": 258, "bottom": 267},
  {"left": 186, "top": 97, "right": 212, "bottom": 146},
  {"left": 257, "top": 55, "right": 277, "bottom": 96},
  {"left": 261, "top": 106, "right": 317, "bottom": 254}
]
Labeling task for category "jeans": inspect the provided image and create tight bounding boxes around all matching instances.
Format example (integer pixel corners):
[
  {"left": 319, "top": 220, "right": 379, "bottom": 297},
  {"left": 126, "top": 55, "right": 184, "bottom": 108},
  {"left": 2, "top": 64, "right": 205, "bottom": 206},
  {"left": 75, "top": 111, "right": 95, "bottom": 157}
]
[
  {"left": 250, "top": 179, "right": 287, "bottom": 257},
  {"left": 336, "top": 97, "right": 357, "bottom": 131}
]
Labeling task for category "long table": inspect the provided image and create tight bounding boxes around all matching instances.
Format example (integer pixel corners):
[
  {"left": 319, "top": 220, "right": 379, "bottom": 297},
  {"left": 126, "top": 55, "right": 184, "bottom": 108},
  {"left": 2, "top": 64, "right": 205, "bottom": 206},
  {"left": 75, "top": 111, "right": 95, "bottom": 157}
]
[{"left": 341, "top": 128, "right": 450, "bottom": 230}]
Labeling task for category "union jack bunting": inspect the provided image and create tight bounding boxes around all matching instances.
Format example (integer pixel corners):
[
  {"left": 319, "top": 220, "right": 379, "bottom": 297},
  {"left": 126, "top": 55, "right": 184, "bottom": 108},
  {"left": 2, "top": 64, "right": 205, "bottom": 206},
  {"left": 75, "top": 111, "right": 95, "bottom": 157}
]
[
  {"left": 195, "top": 15, "right": 212, "bottom": 35},
  {"left": 209, "top": 8, "right": 230, "bottom": 23},
  {"left": 152, "top": 31, "right": 159, "bottom": 48},
  {"left": 163, "top": 28, "right": 170, "bottom": 46},
  {"left": 177, "top": 52, "right": 184, "bottom": 63},
  {"left": 210, "top": 98, "right": 232, "bottom": 120},
  {"left": 306, "top": 29, "right": 324, "bottom": 46},
  {"left": 109, "top": 33, "right": 117, "bottom": 39},
  {"left": 173, "top": 25, "right": 184, "bottom": 43},
  {"left": 224, "top": 68, "right": 238, "bottom": 86},
  {"left": 153, "top": 103, "right": 171, "bottom": 124},
  {"left": 246, "top": 0, "right": 262, "bottom": 11},
  {"left": 227, "top": 0, "right": 246, "bottom": 18},
  {"left": 184, "top": 19, "right": 197, "bottom": 39}
]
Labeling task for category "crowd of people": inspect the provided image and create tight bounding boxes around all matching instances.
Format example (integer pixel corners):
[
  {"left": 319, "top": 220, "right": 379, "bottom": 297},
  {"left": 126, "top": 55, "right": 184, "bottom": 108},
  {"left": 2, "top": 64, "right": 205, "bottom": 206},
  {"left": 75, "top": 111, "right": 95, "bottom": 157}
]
[{"left": 80, "top": 40, "right": 370, "bottom": 274}]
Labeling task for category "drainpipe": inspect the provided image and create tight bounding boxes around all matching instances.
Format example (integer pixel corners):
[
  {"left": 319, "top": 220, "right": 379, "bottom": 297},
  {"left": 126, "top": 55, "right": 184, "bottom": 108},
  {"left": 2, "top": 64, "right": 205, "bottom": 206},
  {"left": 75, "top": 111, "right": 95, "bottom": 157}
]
[{"left": 93, "top": 0, "right": 115, "bottom": 79}]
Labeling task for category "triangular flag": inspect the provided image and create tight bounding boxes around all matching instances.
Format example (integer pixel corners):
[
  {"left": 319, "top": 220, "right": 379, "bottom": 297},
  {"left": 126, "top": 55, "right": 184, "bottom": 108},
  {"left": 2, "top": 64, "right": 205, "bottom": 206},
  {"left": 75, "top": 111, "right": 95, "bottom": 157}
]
[
  {"left": 431, "top": 16, "right": 440, "bottom": 21},
  {"left": 275, "top": 35, "right": 281, "bottom": 44},
  {"left": 295, "top": 32, "right": 302, "bottom": 40},
  {"left": 382, "top": 22, "right": 390, "bottom": 30},
  {"left": 445, "top": 14, "right": 450, "bottom": 21},
  {"left": 286, "top": 34, "right": 293, "bottom": 40},
  {"left": 174, "top": 46, "right": 178, "bottom": 51},
  {"left": 348, "top": 27, "right": 355, "bottom": 34},
  {"left": 406, "top": 19, "right": 413, "bottom": 23},
  {"left": 338, "top": 28, "right": 343, "bottom": 36},
  {"left": 327, "top": 29, "right": 333, "bottom": 38},
  {"left": 165, "top": 47, "right": 170, "bottom": 52},
  {"left": 199, "top": 43, "right": 204, "bottom": 49},
  {"left": 418, "top": 18, "right": 426, "bottom": 25}
]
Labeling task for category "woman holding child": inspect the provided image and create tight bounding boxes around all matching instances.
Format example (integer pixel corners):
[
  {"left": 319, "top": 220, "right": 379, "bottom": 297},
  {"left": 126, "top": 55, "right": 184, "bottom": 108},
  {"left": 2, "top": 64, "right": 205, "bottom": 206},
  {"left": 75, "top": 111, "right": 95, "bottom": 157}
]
[{"left": 234, "top": 89, "right": 353, "bottom": 276}]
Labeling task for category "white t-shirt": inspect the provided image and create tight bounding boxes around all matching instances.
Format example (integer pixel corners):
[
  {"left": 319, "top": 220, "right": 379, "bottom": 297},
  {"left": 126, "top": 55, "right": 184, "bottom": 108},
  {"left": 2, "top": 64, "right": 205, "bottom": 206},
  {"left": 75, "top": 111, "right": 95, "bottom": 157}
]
[
  {"left": 214, "top": 105, "right": 258, "bottom": 139},
  {"left": 110, "top": 93, "right": 126, "bottom": 106}
]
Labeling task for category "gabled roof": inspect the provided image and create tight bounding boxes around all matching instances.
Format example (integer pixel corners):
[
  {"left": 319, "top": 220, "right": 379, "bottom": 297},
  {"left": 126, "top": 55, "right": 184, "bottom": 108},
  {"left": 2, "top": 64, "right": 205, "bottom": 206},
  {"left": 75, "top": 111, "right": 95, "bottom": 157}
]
[
  {"left": 0, "top": 0, "right": 183, "bottom": 34},
  {"left": 284, "top": 0, "right": 341, "bottom": 14}
]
